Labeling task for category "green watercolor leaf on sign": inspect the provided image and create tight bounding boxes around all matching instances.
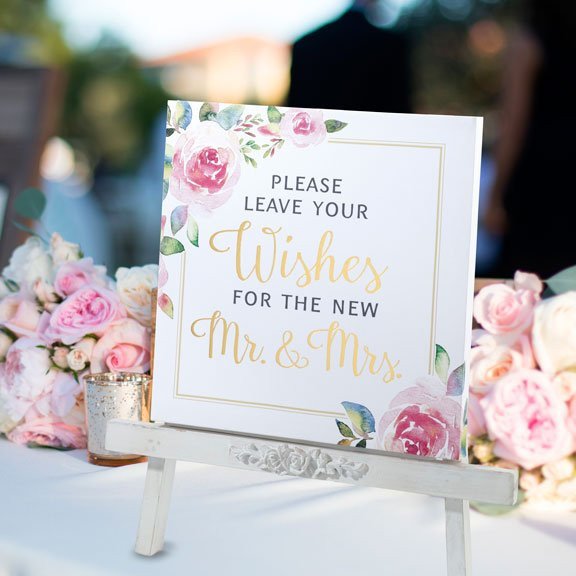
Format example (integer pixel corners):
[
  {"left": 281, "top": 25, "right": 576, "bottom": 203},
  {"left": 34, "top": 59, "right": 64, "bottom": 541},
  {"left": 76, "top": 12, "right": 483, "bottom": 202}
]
[
  {"left": 267, "top": 105, "right": 282, "bottom": 124},
  {"left": 187, "top": 216, "right": 199, "bottom": 247},
  {"left": 162, "top": 179, "right": 169, "bottom": 201},
  {"left": 341, "top": 401, "right": 375, "bottom": 438},
  {"left": 324, "top": 120, "right": 347, "bottom": 133},
  {"left": 166, "top": 127, "right": 175, "bottom": 137},
  {"left": 447, "top": 363, "right": 465, "bottom": 396},
  {"left": 216, "top": 105, "right": 244, "bottom": 130},
  {"left": 172, "top": 100, "right": 192, "bottom": 130},
  {"left": 356, "top": 439, "right": 367, "bottom": 448},
  {"left": 170, "top": 205, "right": 188, "bottom": 235},
  {"left": 547, "top": 265, "right": 576, "bottom": 295},
  {"left": 435, "top": 344, "right": 450, "bottom": 384},
  {"left": 14, "top": 188, "right": 46, "bottom": 220},
  {"left": 158, "top": 293, "right": 174, "bottom": 319},
  {"left": 199, "top": 102, "right": 218, "bottom": 122},
  {"left": 336, "top": 419, "right": 356, "bottom": 438},
  {"left": 160, "top": 236, "right": 185, "bottom": 256}
]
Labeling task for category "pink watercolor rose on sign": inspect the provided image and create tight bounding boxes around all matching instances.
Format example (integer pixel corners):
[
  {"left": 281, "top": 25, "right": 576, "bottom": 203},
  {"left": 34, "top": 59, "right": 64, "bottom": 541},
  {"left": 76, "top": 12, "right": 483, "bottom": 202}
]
[
  {"left": 170, "top": 122, "right": 241, "bottom": 213},
  {"left": 473, "top": 271, "right": 542, "bottom": 335},
  {"left": 90, "top": 318, "right": 151, "bottom": 373},
  {"left": 53, "top": 258, "right": 108, "bottom": 298},
  {"left": 0, "top": 294, "right": 41, "bottom": 337},
  {"left": 7, "top": 408, "right": 86, "bottom": 449},
  {"left": 482, "top": 369, "right": 574, "bottom": 470},
  {"left": 280, "top": 109, "right": 327, "bottom": 148},
  {"left": 377, "top": 376, "right": 461, "bottom": 460},
  {"left": 0, "top": 338, "right": 56, "bottom": 423},
  {"left": 43, "top": 285, "right": 127, "bottom": 345}
]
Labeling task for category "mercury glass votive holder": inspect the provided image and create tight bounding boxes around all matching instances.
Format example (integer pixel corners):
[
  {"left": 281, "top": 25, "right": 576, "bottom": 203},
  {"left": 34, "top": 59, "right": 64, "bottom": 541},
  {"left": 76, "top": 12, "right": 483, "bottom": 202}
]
[{"left": 83, "top": 372, "right": 151, "bottom": 466}]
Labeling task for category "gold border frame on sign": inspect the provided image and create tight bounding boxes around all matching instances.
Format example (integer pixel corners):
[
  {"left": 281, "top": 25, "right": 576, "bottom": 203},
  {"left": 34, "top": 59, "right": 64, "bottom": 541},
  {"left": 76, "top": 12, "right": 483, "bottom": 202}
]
[{"left": 172, "top": 138, "right": 446, "bottom": 418}]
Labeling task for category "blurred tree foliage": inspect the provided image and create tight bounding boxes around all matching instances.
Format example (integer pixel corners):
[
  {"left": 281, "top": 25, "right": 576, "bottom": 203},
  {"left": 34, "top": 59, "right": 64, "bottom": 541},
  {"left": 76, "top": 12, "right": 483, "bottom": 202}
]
[
  {"left": 0, "top": 0, "right": 70, "bottom": 63},
  {"left": 60, "top": 34, "right": 169, "bottom": 172}
]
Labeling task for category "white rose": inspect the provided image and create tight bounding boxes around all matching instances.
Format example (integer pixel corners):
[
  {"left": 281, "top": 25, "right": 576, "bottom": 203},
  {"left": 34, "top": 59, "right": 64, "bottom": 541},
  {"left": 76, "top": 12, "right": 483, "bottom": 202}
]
[
  {"left": 0, "top": 331, "right": 13, "bottom": 361},
  {"left": 50, "top": 232, "right": 82, "bottom": 265},
  {"left": 556, "top": 478, "right": 576, "bottom": 500},
  {"left": 2, "top": 237, "right": 53, "bottom": 291},
  {"left": 472, "top": 442, "right": 493, "bottom": 463},
  {"left": 66, "top": 338, "right": 95, "bottom": 372},
  {"left": 533, "top": 293, "right": 576, "bottom": 374},
  {"left": 0, "top": 367, "right": 19, "bottom": 433},
  {"left": 52, "top": 346, "right": 69, "bottom": 369},
  {"left": 542, "top": 458, "right": 575, "bottom": 482},
  {"left": 519, "top": 470, "right": 542, "bottom": 492},
  {"left": 115, "top": 265, "right": 158, "bottom": 327},
  {"left": 552, "top": 371, "right": 576, "bottom": 402}
]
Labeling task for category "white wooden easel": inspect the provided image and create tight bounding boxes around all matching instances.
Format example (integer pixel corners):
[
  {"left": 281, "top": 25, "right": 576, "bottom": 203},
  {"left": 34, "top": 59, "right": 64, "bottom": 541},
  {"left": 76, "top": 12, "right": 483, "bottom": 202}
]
[{"left": 106, "top": 419, "right": 517, "bottom": 575}]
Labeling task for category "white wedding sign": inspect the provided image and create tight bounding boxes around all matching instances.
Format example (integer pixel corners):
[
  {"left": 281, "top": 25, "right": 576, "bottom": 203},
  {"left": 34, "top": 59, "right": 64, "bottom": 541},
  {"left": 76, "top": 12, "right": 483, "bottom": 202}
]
[{"left": 152, "top": 101, "right": 482, "bottom": 461}]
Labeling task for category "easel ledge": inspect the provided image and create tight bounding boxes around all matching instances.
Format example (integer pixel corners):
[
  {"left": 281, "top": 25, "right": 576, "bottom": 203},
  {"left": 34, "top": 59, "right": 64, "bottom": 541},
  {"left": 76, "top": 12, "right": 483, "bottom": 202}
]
[{"left": 106, "top": 419, "right": 517, "bottom": 575}]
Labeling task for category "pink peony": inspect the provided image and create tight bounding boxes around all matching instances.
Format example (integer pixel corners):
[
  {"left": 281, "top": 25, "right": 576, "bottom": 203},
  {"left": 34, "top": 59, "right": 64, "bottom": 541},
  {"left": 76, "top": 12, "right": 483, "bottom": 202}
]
[
  {"left": 90, "top": 318, "right": 151, "bottom": 373},
  {"left": 50, "top": 372, "right": 82, "bottom": 417},
  {"left": 377, "top": 376, "right": 461, "bottom": 460},
  {"left": 0, "top": 338, "right": 56, "bottom": 422},
  {"left": 279, "top": 109, "right": 327, "bottom": 148},
  {"left": 474, "top": 279, "right": 540, "bottom": 335},
  {"left": 170, "top": 122, "right": 241, "bottom": 213},
  {"left": 53, "top": 258, "right": 108, "bottom": 297},
  {"left": 42, "top": 285, "right": 127, "bottom": 345},
  {"left": 468, "top": 392, "right": 487, "bottom": 437},
  {"left": 7, "top": 413, "right": 86, "bottom": 449},
  {"left": 482, "top": 370, "right": 574, "bottom": 470},
  {"left": 0, "top": 294, "right": 41, "bottom": 337}
]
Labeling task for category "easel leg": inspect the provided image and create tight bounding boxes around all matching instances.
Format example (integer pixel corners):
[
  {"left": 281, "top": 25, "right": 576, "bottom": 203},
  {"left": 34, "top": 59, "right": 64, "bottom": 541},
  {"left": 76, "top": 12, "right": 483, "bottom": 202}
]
[
  {"left": 135, "top": 457, "right": 176, "bottom": 556},
  {"left": 444, "top": 498, "right": 472, "bottom": 576}
]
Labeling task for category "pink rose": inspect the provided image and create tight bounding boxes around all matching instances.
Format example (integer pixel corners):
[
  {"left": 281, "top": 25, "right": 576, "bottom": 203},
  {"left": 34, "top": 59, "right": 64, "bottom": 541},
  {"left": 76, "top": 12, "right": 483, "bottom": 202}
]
[
  {"left": 482, "top": 370, "right": 574, "bottom": 470},
  {"left": 90, "top": 318, "right": 150, "bottom": 373},
  {"left": 0, "top": 338, "right": 56, "bottom": 422},
  {"left": 377, "top": 376, "right": 461, "bottom": 460},
  {"left": 474, "top": 277, "right": 540, "bottom": 335},
  {"left": 7, "top": 413, "right": 86, "bottom": 449},
  {"left": 43, "top": 285, "right": 127, "bottom": 345},
  {"left": 170, "top": 122, "right": 241, "bottom": 213},
  {"left": 468, "top": 392, "right": 487, "bottom": 437},
  {"left": 53, "top": 258, "right": 108, "bottom": 297},
  {"left": 0, "top": 294, "right": 41, "bottom": 337},
  {"left": 279, "top": 109, "right": 327, "bottom": 148},
  {"left": 470, "top": 334, "right": 533, "bottom": 395}
]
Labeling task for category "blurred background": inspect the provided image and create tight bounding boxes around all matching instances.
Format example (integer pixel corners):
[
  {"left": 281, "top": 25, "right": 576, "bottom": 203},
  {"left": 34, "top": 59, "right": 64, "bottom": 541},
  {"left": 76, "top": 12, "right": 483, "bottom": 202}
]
[{"left": 0, "top": 0, "right": 537, "bottom": 274}]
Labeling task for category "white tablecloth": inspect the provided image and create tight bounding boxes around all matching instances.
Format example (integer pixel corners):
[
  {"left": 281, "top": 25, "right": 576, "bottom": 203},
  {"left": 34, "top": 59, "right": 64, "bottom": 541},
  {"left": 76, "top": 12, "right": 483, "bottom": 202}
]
[{"left": 0, "top": 438, "right": 574, "bottom": 576}]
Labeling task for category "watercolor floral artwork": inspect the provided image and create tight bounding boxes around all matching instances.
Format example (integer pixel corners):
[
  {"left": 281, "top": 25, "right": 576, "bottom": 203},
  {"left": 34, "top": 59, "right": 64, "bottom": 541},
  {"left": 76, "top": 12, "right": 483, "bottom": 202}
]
[
  {"left": 336, "top": 345, "right": 465, "bottom": 461},
  {"left": 158, "top": 101, "right": 348, "bottom": 319}
]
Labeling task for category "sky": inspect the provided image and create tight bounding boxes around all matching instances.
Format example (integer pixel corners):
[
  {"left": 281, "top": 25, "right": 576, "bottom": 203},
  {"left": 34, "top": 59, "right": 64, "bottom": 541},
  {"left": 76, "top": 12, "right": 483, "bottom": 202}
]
[{"left": 49, "top": 0, "right": 353, "bottom": 58}]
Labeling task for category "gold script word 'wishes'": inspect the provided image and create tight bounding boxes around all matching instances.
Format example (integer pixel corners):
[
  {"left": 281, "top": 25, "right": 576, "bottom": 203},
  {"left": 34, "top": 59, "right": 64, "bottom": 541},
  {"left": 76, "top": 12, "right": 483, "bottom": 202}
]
[{"left": 209, "top": 220, "right": 388, "bottom": 294}]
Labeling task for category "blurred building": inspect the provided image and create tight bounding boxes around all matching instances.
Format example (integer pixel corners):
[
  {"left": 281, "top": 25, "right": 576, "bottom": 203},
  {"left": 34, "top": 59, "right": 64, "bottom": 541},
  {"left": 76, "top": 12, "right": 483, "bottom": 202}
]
[{"left": 144, "top": 37, "right": 290, "bottom": 105}]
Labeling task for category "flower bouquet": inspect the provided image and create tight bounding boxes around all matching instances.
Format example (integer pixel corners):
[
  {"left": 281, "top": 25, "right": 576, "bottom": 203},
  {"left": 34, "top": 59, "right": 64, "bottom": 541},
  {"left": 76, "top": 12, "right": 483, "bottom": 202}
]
[
  {"left": 469, "top": 271, "right": 576, "bottom": 512},
  {"left": 0, "top": 190, "right": 157, "bottom": 449}
]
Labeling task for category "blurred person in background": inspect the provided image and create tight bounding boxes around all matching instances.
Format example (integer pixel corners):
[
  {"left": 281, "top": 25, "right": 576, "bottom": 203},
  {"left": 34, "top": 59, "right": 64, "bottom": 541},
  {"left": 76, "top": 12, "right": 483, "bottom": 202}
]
[
  {"left": 288, "top": 0, "right": 412, "bottom": 113},
  {"left": 484, "top": 0, "right": 576, "bottom": 279}
]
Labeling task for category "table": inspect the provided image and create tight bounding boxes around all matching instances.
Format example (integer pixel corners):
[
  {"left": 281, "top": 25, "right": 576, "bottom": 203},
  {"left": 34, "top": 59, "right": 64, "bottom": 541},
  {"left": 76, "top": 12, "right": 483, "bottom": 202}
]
[{"left": 0, "top": 438, "right": 574, "bottom": 576}]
